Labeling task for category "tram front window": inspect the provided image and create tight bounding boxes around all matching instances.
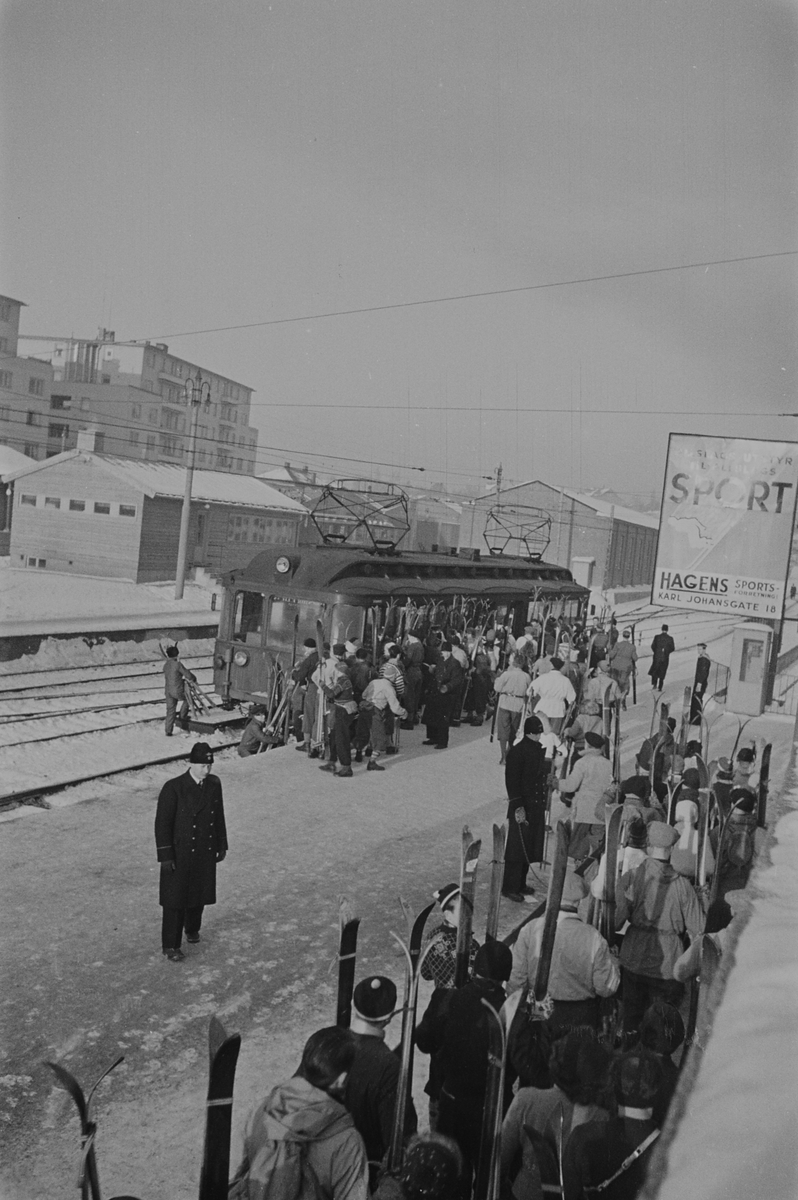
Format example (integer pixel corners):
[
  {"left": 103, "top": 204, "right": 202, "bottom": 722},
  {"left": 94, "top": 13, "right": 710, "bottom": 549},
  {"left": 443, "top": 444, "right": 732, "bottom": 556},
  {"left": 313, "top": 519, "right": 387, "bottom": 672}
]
[
  {"left": 268, "top": 599, "right": 325, "bottom": 658},
  {"left": 331, "top": 604, "right": 364, "bottom": 646},
  {"left": 232, "top": 591, "right": 264, "bottom": 645}
]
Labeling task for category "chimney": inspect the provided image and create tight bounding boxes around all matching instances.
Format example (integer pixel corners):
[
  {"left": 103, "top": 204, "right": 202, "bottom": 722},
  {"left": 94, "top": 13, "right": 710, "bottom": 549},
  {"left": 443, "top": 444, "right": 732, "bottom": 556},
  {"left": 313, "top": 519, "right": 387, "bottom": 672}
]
[{"left": 77, "top": 427, "right": 100, "bottom": 452}]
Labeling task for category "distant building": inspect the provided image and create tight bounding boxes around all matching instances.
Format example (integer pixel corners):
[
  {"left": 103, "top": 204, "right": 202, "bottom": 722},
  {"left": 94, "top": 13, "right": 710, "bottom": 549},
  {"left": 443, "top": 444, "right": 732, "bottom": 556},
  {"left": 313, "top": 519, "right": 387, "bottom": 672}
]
[
  {"left": 406, "top": 489, "right": 462, "bottom": 552},
  {"left": 5, "top": 431, "right": 306, "bottom": 582},
  {"left": 0, "top": 444, "right": 37, "bottom": 554},
  {"left": 15, "top": 326, "right": 259, "bottom": 473},
  {"left": 460, "top": 479, "right": 658, "bottom": 602},
  {"left": 0, "top": 295, "right": 58, "bottom": 463}
]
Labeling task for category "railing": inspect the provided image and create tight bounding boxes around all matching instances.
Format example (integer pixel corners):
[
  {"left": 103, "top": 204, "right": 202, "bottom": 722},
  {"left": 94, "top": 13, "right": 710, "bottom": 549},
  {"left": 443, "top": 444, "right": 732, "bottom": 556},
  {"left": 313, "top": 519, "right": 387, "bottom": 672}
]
[{"left": 765, "top": 670, "right": 798, "bottom": 717}]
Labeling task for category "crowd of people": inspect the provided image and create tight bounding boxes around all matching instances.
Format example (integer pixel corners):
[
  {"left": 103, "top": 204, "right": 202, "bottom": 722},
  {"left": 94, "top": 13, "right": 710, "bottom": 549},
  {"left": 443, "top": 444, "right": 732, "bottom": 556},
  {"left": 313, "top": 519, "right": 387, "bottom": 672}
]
[{"left": 151, "top": 611, "right": 768, "bottom": 1199}]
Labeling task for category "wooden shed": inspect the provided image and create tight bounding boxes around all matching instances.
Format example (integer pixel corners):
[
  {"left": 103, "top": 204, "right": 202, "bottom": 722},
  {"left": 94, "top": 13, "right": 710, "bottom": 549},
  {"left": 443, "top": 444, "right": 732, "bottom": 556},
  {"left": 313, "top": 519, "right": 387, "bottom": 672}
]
[{"left": 5, "top": 448, "right": 307, "bottom": 582}]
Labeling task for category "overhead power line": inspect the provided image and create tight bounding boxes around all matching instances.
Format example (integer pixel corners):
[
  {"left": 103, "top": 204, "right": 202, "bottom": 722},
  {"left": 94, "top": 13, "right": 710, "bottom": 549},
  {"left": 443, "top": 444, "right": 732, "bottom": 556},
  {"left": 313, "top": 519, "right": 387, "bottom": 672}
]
[{"left": 132, "top": 249, "right": 798, "bottom": 342}]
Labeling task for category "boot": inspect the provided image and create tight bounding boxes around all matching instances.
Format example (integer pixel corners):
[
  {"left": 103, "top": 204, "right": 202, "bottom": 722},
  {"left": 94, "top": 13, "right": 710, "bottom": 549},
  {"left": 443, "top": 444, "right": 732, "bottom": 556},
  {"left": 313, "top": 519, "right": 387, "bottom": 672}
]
[{"left": 367, "top": 760, "right": 385, "bottom": 771}]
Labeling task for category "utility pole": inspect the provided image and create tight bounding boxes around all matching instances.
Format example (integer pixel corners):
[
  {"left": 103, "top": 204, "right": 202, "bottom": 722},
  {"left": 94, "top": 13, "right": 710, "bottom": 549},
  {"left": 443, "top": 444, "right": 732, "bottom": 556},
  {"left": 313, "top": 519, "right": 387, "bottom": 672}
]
[
  {"left": 175, "top": 371, "right": 210, "bottom": 600},
  {"left": 496, "top": 463, "right": 503, "bottom": 508}
]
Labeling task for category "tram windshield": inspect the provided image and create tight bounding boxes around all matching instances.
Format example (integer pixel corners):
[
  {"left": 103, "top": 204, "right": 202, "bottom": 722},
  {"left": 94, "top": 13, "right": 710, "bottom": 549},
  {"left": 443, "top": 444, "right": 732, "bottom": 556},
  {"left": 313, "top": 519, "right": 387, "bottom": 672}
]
[
  {"left": 232, "top": 591, "right": 265, "bottom": 645},
  {"left": 330, "top": 603, "right": 365, "bottom": 646},
  {"left": 268, "top": 598, "right": 326, "bottom": 658}
]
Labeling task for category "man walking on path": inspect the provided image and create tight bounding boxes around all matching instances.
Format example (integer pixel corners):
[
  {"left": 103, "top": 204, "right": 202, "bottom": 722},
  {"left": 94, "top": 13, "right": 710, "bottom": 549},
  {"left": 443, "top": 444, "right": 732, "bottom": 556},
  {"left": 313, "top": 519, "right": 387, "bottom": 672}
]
[
  {"left": 503, "top": 715, "right": 550, "bottom": 902},
  {"left": 162, "top": 644, "right": 196, "bottom": 736},
  {"left": 607, "top": 629, "right": 638, "bottom": 705},
  {"left": 230, "top": 1026, "right": 369, "bottom": 1200},
  {"left": 154, "top": 742, "right": 227, "bottom": 962},
  {"left": 649, "top": 625, "right": 676, "bottom": 691}
]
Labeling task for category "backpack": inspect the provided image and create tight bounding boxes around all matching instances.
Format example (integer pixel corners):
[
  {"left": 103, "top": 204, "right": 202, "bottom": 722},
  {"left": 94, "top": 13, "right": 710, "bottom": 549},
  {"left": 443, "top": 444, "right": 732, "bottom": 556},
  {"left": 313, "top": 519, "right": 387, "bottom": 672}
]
[{"left": 228, "top": 1135, "right": 324, "bottom": 1200}]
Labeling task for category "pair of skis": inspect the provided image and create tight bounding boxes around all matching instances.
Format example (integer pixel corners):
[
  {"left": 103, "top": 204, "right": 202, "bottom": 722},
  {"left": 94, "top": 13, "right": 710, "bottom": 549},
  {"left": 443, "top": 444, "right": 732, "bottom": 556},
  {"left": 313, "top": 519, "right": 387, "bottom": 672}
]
[
  {"left": 47, "top": 1017, "right": 241, "bottom": 1200},
  {"left": 476, "top": 820, "right": 570, "bottom": 1200}
]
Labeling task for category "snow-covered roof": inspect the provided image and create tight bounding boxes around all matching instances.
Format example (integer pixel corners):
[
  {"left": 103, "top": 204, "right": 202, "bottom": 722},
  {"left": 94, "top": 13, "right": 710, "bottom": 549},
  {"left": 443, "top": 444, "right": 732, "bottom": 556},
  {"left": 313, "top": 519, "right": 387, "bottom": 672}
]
[
  {"left": 3, "top": 450, "right": 308, "bottom": 513},
  {"left": 0, "top": 445, "right": 38, "bottom": 479},
  {"left": 475, "top": 478, "right": 658, "bottom": 530}
]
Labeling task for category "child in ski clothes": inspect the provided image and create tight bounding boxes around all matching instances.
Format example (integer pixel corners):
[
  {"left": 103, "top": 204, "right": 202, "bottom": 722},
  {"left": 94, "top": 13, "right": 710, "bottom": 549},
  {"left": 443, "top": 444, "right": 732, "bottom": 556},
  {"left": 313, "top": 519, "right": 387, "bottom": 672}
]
[
  {"left": 421, "top": 883, "right": 480, "bottom": 989},
  {"left": 508, "top": 871, "right": 619, "bottom": 1032},
  {"left": 558, "top": 732, "right": 614, "bottom": 861},
  {"left": 615, "top": 822, "right": 703, "bottom": 1038},
  {"left": 360, "top": 676, "right": 407, "bottom": 770},
  {"left": 673, "top": 899, "right": 733, "bottom": 982},
  {"left": 229, "top": 1026, "right": 368, "bottom": 1200}
]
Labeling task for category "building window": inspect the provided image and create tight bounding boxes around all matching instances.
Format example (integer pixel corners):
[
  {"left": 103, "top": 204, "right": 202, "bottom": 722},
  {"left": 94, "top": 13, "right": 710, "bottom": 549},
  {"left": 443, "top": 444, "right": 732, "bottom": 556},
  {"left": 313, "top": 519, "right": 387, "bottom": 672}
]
[
  {"left": 20, "top": 494, "right": 37, "bottom": 506},
  {"left": 48, "top": 422, "right": 69, "bottom": 440},
  {"left": 149, "top": 407, "right": 159, "bottom": 424},
  {"left": 50, "top": 395, "right": 71, "bottom": 410},
  {"left": 102, "top": 374, "right": 111, "bottom": 384},
  {"left": 0, "top": 370, "right": 12, "bottom": 389},
  {"left": 129, "top": 430, "right": 139, "bottom": 444},
  {"left": 0, "top": 338, "right": 7, "bottom": 353},
  {"left": 26, "top": 411, "right": 39, "bottom": 426},
  {"left": 119, "top": 504, "right": 136, "bottom": 517},
  {"left": 28, "top": 377, "right": 45, "bottom": 396},
  {"left": 69, "top": 499, "right": 86, "bottom": 512},
  {"left": 0, "top": 301, "right": 10, "bottom": 320},
  {"left": 94, "top": 501, "right": 111, "bottom": 515},
  {"left": 132, "top": 403, "right": 141, "bottom": 418},
  {"left": 235, "top": 458, "right": 243, "bottom": 471},
  {"left": 95, "top": 432, "right": 105, "bottom": 452},
  {"left": 44, "top": 496, "right": 61, "bottom": 509},
  {"left": 23, "top": 444, "right": 40, "bottom": 459},
  {"left": 80, "top": 397, "right": 91, "bottom": 410},
  {"left": 27, "top": 557, "right": 47, "bottom": 568},
  {"left": 0, "top": 405, "right": 8, "bottom": 421}
]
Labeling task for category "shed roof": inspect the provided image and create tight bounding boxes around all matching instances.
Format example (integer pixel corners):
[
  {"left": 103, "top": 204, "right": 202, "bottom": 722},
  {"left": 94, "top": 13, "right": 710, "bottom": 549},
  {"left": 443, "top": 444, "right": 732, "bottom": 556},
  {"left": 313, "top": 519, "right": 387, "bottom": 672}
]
[
  {"left": 3, "top": 450, "right": 308, "bottom": 513},
  {"left": 475, "top": 479, "right": 658, "bottom": 530}
]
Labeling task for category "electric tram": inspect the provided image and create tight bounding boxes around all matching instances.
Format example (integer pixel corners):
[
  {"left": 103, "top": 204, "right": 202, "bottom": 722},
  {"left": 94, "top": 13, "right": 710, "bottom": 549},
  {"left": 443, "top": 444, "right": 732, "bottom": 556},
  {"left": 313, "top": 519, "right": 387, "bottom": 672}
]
[{"left": 212, "top": 543, "right": 589, "bottom": 706}]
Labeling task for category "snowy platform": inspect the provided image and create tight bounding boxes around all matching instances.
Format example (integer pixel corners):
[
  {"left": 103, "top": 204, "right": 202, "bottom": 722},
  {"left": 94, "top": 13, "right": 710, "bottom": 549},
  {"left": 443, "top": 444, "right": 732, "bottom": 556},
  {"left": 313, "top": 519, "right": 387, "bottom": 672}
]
[{"left": 0, "top": 558, "right": 220, "bottom": 637}]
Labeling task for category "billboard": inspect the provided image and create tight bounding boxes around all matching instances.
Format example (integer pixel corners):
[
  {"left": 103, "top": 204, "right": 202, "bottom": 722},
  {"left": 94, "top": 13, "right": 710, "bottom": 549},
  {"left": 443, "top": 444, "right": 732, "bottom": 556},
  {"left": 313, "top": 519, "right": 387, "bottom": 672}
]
[{"left": 651, "top": 434, "right": 798, "bottom": 618}]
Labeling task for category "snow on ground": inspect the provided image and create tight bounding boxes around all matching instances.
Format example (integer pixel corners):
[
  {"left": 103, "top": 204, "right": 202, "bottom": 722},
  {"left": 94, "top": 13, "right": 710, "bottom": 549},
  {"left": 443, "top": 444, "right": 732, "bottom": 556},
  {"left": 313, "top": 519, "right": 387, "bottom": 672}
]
[
  {"left": 0, "top": 634, "right": 215, "bottom": 678},
  {"left": 0, "top": 557, "right": 220, "bottom": 637}
]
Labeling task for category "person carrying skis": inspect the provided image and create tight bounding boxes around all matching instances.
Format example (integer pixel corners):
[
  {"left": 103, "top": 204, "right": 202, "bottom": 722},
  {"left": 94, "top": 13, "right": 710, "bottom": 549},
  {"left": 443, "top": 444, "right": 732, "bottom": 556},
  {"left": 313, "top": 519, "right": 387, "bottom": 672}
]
[
  {"left": 502, "top": 715, "right": 550, "bottom": 902},
  {"left": 237, "top": 708, "right": 272, "bottom": 757},
  {"left": 162, "top": 644, "right": 196, "bottom": 736},
  {"left": 318, "top": 644, "right": 358, "bottom": 778},
  {"left": 229, "top": 1026, "right": 368, "bottom": 1200},
  {"left": 528, "top": 657, "right": 576, "bottom": 735},
  {"left": 344, "top": 977, "right": 417, "bottom": 1182},
  {"left": 401, "top": 632, "right": 425, "bottom": 728},
  {"left": 421, "top": 884, "right": 480, "bottom": 989},
  {"left": 415, "top": 941, "right": 513, "bottom": 1187},
  {"left": 615, "top": 821, "right": 703, "bottom": 1039},
  {"left": 154, "top": 742, "right": 227, "bottom": 962},
  {"left": 563, "top": 1049, "right": 664, "bottom": 1200},
  {"left": 360, "top": 673, "right": 407, "bottom": 772},
  {"left": 292, "top": 638, "right": 320, "bottom": 751},
  {"left": 508, "top": 870, "right": 620, "bottom": 1032}
]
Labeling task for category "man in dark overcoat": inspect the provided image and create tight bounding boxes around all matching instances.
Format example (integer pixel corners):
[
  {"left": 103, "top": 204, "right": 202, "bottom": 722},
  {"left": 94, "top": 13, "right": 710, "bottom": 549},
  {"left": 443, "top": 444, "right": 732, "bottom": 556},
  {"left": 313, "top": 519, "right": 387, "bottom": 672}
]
[
  {"left": 649, "top": 624, "right": 676, "bottom": 691},
  {"left": 155, "top": 741, "right": 228, "bottom": 962},
  {"left": 422, "top": 643, "right": 465, "bottom": 749},
  {"left": 502, "top": 714, "right": 550, "bottom": 902}
]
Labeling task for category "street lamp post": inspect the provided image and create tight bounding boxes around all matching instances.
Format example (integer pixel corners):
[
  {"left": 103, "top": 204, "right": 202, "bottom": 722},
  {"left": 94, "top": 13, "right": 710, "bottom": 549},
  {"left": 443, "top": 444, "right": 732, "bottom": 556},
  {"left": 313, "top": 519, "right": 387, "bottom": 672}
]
[{"left": 174, "top": 371, "right": 211, "bottom": 600}]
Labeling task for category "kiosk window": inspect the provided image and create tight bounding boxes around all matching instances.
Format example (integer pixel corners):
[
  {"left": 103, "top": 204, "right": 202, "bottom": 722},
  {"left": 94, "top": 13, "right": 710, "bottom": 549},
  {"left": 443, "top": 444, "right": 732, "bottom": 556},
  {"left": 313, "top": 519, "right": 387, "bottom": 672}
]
[
  {"left": 232, "top": 591, "right": 264, "bottom": 644},
  {"left": 740, "top": 638, "right": 764, "bottom": 684}
]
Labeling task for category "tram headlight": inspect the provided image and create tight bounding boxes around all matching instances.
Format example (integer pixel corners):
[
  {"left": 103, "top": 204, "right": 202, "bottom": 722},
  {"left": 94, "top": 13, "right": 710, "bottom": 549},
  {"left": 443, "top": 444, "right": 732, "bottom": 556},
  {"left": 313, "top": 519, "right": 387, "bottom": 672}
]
[
  {"left": 233, "top": 649, "right": 250, "bottom": 668},
  {"left": 275, "top": 555, "right": 291, "bottom": 574}
]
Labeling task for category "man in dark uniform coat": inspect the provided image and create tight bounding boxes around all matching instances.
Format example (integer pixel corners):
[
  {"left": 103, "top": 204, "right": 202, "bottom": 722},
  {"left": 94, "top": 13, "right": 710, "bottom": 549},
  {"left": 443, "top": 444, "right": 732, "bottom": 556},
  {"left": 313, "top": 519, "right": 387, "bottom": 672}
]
[
  {"left": 422, "top": 644, "right": 465, "bottom": 749},
  {"left": 649, "top": 625, "right": 676, "bottom": 691},
  {"left": 690, "top": 642, "right": 711, "bottom": 724},
  {"left": 502, "top": 714, "right": 550, "bottom": 902},
  {"left": 155, "top": 741, "right": 228, "bottom": 961},
  {"left": 344, "top": 976, "right": 417, "bottom": 1181}
]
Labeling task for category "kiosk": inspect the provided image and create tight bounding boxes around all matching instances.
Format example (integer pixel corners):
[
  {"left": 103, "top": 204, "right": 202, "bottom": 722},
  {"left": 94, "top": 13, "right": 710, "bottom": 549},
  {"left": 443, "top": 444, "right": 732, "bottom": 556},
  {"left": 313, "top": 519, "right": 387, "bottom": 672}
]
[{"left": 727, "top": 623, "right": 773, "bottom": 716}]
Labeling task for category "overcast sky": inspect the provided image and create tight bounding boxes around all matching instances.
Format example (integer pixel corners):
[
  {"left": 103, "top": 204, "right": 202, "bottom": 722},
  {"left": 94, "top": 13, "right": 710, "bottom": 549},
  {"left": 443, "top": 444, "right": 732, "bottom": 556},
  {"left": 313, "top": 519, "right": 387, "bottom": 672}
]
[{"left": 2, "top": 0, "right": 796, "bottom": 504}]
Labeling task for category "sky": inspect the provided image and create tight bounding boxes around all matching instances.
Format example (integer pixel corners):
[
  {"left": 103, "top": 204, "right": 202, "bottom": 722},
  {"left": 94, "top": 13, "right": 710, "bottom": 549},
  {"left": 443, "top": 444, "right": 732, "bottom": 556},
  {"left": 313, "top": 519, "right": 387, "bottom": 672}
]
[{"left": 1, "top": 0, "right": 796, "bottom": 506}]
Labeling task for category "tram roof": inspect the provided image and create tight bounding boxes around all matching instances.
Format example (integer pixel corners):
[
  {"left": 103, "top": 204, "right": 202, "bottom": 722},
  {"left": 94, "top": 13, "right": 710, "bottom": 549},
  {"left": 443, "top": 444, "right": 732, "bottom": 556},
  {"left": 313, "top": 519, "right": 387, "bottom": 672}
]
[{"left": 226, "top": 544, "right": 587, "bottom": 597}]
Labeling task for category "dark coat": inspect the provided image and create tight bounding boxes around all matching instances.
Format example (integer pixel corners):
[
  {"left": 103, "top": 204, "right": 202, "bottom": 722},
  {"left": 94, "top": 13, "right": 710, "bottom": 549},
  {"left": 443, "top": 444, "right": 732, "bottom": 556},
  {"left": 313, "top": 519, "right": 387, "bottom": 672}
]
[
  {"left": 505, "top": 737, "right": 549, "bottom": 865},
  {"left": 344, "top": 1034, "right": 417, "bottom": 1165},
  {"left": 415, "top": 978, "right": 506, "bottom": 1101},
  {"left": 650, "top": 632, "right": 675, "bottom": 666},
  {"left": 155, "top": 771, "right": 228, "bottom": 908},
  {"left": 163, "top": 658, "right": 195, "bottom": 699}
]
